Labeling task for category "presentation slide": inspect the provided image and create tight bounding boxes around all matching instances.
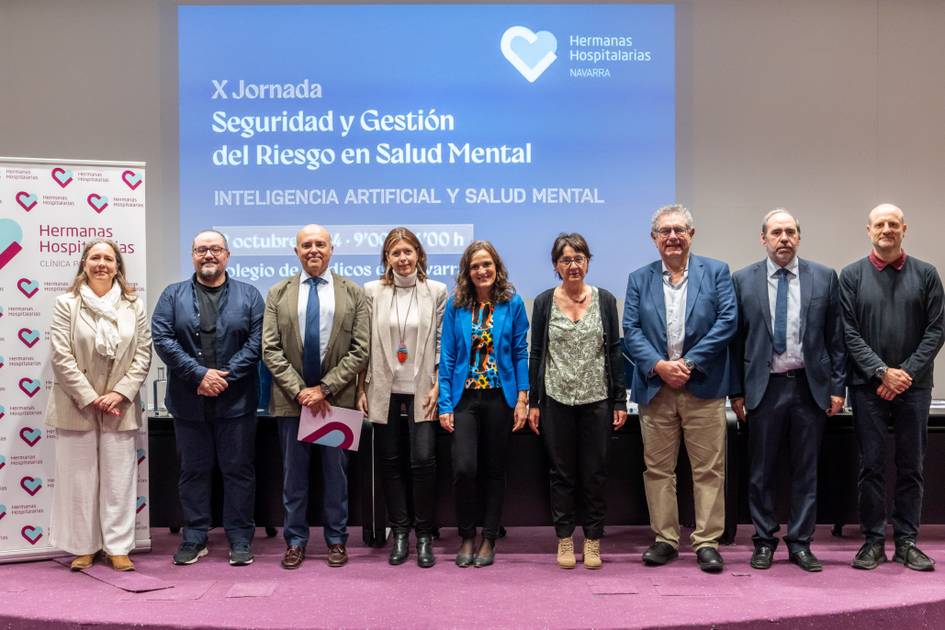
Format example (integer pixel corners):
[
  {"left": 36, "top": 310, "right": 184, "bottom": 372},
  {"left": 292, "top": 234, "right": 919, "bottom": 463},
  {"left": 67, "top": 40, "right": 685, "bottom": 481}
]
[{"left": 179, "top": 4, "right": 675, "bottom": 298}]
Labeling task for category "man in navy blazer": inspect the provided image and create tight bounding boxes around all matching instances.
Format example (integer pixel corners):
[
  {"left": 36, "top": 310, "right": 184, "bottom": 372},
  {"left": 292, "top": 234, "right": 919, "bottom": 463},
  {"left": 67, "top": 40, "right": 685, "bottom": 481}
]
[
  {"left": 152, "top": 229, "right": 264, "bottom": 567},
  {"left": 730, "top": 209, "right": 846, "bottom": 573},
  {"left": 624, "top": 204, "right": 737, "bottom": 573}
]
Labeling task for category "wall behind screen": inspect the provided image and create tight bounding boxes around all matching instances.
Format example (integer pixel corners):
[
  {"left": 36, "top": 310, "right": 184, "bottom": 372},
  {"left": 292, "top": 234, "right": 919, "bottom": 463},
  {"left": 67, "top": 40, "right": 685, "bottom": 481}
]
[{"left": 3, "top": 0, "right": 945, "bottom": 394}]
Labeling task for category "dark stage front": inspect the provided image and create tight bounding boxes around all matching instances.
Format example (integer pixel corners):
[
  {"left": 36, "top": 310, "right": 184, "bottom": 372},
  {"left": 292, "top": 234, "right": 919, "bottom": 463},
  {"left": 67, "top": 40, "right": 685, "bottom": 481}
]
[{"left": 146, "top": 410, "right": 945, "bottom": 546}]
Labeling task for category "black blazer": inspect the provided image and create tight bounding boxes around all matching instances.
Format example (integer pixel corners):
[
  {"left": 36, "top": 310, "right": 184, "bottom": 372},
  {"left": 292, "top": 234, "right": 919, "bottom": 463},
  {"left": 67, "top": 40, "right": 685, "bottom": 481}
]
[
  {"left": 730, "top": 257, "right": 846, "bottom": 411},
  {"left": 528, "top": 287, "right": 627, "bottom": 411}
]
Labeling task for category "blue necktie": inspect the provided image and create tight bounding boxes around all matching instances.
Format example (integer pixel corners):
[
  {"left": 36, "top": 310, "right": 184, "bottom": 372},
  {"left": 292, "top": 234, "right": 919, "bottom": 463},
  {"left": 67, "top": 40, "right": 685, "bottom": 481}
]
[
  {"left": 303, "top": 276, "right": 323, "bottom": 386},
  {"left": 773, "top": 268, "right": 789, "bottom": 355}
]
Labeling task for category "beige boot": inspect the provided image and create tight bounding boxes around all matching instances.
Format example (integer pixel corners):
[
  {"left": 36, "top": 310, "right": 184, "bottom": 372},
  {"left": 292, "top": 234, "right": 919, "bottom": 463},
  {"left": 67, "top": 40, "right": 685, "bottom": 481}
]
[
  {"left": 69, "top": 554, "right": 96, "bottom": 571},
  {"left": 108, "top": 554, "right": 135, "bottom": 572},
  {"left": 557, "top": 537, "right": 576, "bottom": 569},
  {"left": 583, "top": 538, "right": 602, "bottom": 569}
]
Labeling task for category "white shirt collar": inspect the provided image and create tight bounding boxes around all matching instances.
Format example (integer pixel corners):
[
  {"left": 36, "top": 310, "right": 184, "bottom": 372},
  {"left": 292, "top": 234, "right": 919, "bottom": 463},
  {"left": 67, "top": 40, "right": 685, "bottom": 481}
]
[
  {"left": 766, "top": 255, "right": 799, "bottom": 277},
  {"left": 300, "top": 267, "right": 333, "bottom": 287}
]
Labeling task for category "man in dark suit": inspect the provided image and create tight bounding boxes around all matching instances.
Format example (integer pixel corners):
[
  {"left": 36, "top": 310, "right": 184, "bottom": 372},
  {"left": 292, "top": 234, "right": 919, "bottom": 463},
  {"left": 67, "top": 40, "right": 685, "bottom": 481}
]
[
  {"left": 624, "top": 204, "right": 737, "bottom": 573},
  {"left": 263, "top": 224, "right": 369, "bottom": 569},
  {"left": 730, "top": 209, "right": 846, "bottom": 572}
]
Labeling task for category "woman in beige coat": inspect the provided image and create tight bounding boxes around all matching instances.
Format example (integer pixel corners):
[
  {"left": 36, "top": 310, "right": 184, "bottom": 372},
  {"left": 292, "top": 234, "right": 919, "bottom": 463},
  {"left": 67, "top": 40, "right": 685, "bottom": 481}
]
[
  {"left": 46, "top": 239, "right": 152, "bottom": 571},
  {"left": 358, "top": 227, "right": 447, "bottom": 568}
]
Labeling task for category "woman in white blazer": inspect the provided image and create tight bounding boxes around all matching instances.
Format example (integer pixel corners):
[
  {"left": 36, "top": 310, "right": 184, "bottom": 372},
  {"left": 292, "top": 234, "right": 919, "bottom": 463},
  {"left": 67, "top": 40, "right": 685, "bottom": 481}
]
[
  {"left": 46, "top": 239, "right": 152, "bottom": 571},
  {"left": 358, "top": 227, "right": 447, "bottom": 568}
]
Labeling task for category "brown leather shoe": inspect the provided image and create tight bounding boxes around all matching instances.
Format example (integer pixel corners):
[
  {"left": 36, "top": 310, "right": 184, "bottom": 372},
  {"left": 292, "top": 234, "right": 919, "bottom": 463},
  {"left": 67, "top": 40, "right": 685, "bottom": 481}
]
[
  {"left": 70, "top": 553, "right": 96, "bottom": 571},
  {"left": 107, "top": 554, "right": 135, "bottom": 572},
  {"left": 281, "top": 545, "right": 305, "bottom": 570},
  {"left": 327, "top": 544, "right": 348, "bottom": 567}
]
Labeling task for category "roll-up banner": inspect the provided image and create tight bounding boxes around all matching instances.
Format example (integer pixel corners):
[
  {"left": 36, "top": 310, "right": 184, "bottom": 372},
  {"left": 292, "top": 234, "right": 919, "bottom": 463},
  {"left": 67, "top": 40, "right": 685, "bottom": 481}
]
[{"left": 0, "top": 157, "right": 149, "bottom": 563}]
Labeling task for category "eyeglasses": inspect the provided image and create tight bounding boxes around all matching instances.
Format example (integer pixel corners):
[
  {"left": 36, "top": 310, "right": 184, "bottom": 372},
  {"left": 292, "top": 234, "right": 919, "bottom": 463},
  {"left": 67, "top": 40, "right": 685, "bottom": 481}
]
[
  {"left": 655, "top": 226, "right": 690, "bottom": 237},
  {"left": 193, "top": 246, "right": 227, "bottom": 256},
  {"left": 557, "top": 256, "right": 587, "bottom": 267}
]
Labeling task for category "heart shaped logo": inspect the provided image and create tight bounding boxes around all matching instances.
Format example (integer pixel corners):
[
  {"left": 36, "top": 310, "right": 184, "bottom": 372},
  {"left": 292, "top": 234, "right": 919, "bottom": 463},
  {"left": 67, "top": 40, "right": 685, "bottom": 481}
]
[
  {"left": 51, "top": 168, "right": 73, "bottom": 188},
  {"left": 21, "top": 525, "right": 43, "bottom": 545},
  {"left": 20, "top": 476, "right": 42, "bottom": 496},
  {"left": 0, "top": 219, "right": 24, "bottom": 271},
  {"left": 136, "top": 496, "right": 147, "bottom": 513},
  {"left": 18, "top": 378, "right": 40, "bottom": 398},
  {"left": 122, "top": 170, "right": 142, "bottom": 190},
  {"left": 19, "top": 426, "right": 41, "bottom": 447},
  {"left": 0, "top": 505, "right": 6, "bottom": 521},
  {"left": 300, "top": 421, "right": 356, "bottom": 449},
  {"left": 17, "top": 328, "right": 40, "bottom": 349},
  {"left": 501, "top": 26, "right": 558, "bottom": 83},
  {"left": 87, "top": 194, "right": 109, "bottom": 214},
  {"left": 137, "top": 448, "right": 146, "bottom": 464},
  {"left": 17, "top": 277, "right": 39, "bottom": 298},
  {"left": 0, "top": 454, "right": 6, "bottom": 470},
  {"left": 15, "top": 192, "right": 38, "bottom": 212}
]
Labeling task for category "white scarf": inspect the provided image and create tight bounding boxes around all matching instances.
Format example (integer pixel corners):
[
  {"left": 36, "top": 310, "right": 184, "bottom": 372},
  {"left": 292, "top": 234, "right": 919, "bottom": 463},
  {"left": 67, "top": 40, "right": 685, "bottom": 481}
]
[{"left": 79, "top": 282, "right": 122, "bottom": 359}]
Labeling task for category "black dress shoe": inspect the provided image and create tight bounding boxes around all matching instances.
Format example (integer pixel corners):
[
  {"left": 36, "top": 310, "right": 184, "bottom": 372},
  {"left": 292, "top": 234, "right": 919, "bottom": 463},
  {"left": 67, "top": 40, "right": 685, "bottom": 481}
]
[
  {"left": 417, "top": 535, "right": 436, "bottom": 568},
  {"left": 642, "top": 542, "right": 678, "bottom": 566},
  {"left": 789, "top": 549, "right": 823, "bottom": 572},
  {"left": 473, "top": 539, "right": 495, "bottom": 568},
  {"left": 455, "top": 538, "right": 475, "bottom": 568},
  {"left": 852, "top": 541, "right": 886, "bottom": 570},
  {"left": 696, "top": 547, "right": 724, "bottom": 573},
  {"left": 893, "top": 542, "right": 935, "bottom": 572},
  {"left": 750, "top": 545, "right": 774, "bottom": 570},
  {"left": 388, "top": 532, "right": 409, "bottom": 566}
]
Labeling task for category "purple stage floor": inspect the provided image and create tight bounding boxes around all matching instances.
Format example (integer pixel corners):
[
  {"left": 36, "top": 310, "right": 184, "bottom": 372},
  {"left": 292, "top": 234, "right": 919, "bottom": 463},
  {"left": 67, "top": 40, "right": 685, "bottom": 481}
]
[{"left": 2, "top": 525, "right": 945, "bottom": 629}]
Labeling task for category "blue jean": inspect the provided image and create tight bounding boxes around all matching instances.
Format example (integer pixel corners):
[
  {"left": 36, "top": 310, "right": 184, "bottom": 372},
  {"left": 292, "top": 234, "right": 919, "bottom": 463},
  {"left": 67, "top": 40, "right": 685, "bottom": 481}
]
[
  {"left": 278, "top": 416, "right": 349, "bottom": 547},
  {"left": 174, "top": 413, "right": 257, "bottom": 546},
  {"left": 851, "top": 385, "right": 931, "bottom": 544}
]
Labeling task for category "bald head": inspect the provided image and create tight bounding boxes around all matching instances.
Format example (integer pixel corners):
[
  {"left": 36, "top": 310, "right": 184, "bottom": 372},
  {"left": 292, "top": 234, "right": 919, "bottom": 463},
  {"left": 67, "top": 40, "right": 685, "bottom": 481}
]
[
  {"left": 867, "top": 203, "right": 907, "bottom": 260},
  {"left": 295, "top": 224, "right": 333, "bottom": 276}
]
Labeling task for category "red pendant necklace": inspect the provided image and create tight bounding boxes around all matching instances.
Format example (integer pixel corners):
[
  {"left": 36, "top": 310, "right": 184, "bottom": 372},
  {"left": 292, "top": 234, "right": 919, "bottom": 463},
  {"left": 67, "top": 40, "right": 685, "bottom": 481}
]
[{"left": 394, "top": 284, "right": 417, "bottom": 364}]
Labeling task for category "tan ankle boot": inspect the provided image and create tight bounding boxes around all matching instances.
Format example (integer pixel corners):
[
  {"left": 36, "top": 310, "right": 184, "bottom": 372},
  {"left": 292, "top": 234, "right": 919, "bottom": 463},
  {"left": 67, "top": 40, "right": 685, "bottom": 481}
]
[
  {"left": 583, "top": 538, "right": 602, "bottom": 569},
  {"left": 70, "top": 554, "right": 96, "bottom": 571},
  {"left": 108, "top": 554, "right": 135, "bottom": 572},
  {"left": 557, "top": 537, "right": 576, "bottom": 569}
]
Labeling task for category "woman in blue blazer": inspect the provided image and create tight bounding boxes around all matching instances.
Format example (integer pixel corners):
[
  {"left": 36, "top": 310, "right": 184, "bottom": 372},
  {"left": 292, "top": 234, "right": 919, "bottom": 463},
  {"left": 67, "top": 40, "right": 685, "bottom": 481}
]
[{"left": 439, "top": 240, "right": 529, "bottom": 567}]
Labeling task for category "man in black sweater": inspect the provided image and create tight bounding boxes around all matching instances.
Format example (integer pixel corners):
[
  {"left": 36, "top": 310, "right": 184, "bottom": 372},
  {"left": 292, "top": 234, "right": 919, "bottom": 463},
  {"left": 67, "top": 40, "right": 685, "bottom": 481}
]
[{"left": 840, "top": 203, "right": 945, "bottom": 571}]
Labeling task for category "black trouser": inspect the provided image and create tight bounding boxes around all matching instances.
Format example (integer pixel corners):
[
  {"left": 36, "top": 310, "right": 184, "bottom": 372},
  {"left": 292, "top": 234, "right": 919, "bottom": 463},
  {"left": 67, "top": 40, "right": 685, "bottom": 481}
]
[
  {"left": 452, "top": 389, "right": 512, "bottom": 541},
  {"left": 174, "top": 413, "right": 257, "bottom": 546},
  {"left": 851, "top": 384, "right": 931, "bottom": 545},
  {"left": 747, "top": 373, "right": 824, "bottom": 554},
  {"left": 375, "top": 393, "right": 437, "bottom": 537},
  {"left": 541, "top": 396, "right": 611, "bottom": 539}
]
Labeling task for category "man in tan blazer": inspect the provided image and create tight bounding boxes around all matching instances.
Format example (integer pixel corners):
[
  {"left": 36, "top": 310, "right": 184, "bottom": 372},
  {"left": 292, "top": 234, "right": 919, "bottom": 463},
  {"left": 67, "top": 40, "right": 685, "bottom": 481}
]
[{"left": 263, "top": 224, "right": 369, "bottom": 569}]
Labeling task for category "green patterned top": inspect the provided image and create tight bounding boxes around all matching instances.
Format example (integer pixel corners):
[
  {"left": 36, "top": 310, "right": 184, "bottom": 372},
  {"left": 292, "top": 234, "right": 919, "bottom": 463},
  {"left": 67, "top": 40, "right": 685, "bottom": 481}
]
[{"left": 544, "top": 287, "right": 608, "bottom": 406}]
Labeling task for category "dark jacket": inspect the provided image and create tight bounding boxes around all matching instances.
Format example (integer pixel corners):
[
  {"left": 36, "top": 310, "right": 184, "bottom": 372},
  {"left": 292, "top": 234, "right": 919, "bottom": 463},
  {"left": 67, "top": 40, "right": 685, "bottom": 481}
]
[
  {"left": 152, "top": 275, "right": 264, "bottom": 420},
  {"left": 730, "top": 257, "right": 847, "bottom": 411},
  {"left": 529, "top": 287, "right": 627, "bottom": 411}
]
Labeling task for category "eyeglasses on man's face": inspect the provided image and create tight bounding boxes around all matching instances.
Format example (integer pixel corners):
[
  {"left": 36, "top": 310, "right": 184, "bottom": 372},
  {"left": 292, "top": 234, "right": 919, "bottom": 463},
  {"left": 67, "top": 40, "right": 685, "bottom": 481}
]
[
  {"left": 655, "top": 226, "right": 691, "bottom": 238},
  {"left": 193, "top": 246, "right": 227, "bottom": 256}
]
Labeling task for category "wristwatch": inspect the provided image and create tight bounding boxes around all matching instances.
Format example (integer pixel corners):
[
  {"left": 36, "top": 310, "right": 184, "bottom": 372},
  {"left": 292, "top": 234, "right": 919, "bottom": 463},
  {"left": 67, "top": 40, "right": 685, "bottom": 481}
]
[
  {"left": 683, "top": 358, "right": 696, "bottom": 371},
  {"left": 874, "top": 366, "right": 888, "bottom": 379},
  {"left": 320, "top": 382, "right": 333, "bottom": 399}
]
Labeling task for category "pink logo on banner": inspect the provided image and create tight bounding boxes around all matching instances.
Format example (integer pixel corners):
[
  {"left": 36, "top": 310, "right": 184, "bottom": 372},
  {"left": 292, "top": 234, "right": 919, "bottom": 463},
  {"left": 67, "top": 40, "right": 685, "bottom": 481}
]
[
  {"left": 0, "top": 355, "right": 4, "bottom": 369},
  {"left": 15, "top": 192, "right": 37, "bottom": 212},
  {"left": 17, "top": 278, "right": 39, "bottom": 298},
  {"left": 0, "top": 305, "right": 4, "bottom": 318},
  {"left": 0, "top": 505, "right": 6, "bottom": 521},
  {"left": 0, "top": 219, "right": 25, "bottom": 271},
  {"left": 21, "top": 526, "right": 43, "bottom": 545},
  {"left": 18, "top": 378, "right": 40, "bottom": 398},
  {"left": 0, "top": 454, "right": 6, "bottom": 470},
  {"left": 122, "top": 170, "right": 142, "bottom": 190},
  {"left": 51, "top": 168, "right": 72, "bottom": 188},
  {"left": 302, "top": 422, "right": 356, "bottom": 449},
  {"left": 19, "top": 426, "right": 41, "bottom": 447},
  {"left": 20, "top": 476, "right": 42, "bottom": 496},
  {"left": 87, "top": 194, "right": 109, "bottom": 214},
  {"left": 17, "top": 328, "right": 39, "bottom": 348},
  {"left": 0, "top": 404, "right": 5, "bottom": 420},
  {"left": 137, "top": 448, "right": 146, "bottom": 465},
  {"left": 136, "top": 496, "right": 147, "bottom": 513}
]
